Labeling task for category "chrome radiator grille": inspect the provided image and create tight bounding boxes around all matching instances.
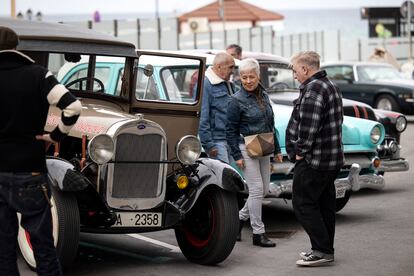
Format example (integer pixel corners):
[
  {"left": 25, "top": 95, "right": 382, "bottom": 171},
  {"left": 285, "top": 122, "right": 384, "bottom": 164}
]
[{"left": 112, "top": 133, "right": 162, "bottom": 198}]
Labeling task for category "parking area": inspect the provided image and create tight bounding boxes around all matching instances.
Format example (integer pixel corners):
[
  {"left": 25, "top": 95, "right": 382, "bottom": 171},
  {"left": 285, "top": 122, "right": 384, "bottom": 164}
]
[{"left": 20, "top": 123, "right": 414, "bottom": 276}]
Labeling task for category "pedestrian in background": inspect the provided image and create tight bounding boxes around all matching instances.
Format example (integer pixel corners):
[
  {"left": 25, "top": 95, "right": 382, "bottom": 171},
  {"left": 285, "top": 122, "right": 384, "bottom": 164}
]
[
  {"left": 199, "top": 52, "right": 236, "bottom": 164},
  {"left": 0, "top": 26, "right": 82, "bottom": 275},
  {"left": 226, "top": 44, "right": 242, "bottom": 86},
  {"left": 286, "top": 51, "right": 344, "bottom": 266},
  {"left": 227, "top": 58, "right": 282, "bottom": 247},
  {"left": 226, "top": 44, "right": 243, "bottom": 60}
]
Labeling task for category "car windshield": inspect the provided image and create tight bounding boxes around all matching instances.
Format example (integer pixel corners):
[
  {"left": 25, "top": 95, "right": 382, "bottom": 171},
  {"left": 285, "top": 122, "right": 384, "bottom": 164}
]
[
  {"left": 136, "top": 55, "right": 201, "bottom": 104},
  {"left": 52, "top": 54, "right": 128, "bottom": 97},
  {"left": 258, "top": 62, "right": 299, "bottom": 91},
  {"left": 356, "top": 65, "right": 402, "bottom": 81}
]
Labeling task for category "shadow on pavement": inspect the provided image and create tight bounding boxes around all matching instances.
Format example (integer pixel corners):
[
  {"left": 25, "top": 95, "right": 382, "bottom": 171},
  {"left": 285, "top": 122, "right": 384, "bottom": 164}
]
[{"left": 351, "top": 187, "right": 408, "bottom": 197}]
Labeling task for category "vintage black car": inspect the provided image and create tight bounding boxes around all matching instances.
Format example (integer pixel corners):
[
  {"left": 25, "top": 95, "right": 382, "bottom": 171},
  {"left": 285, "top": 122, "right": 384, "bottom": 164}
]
[
  {"left": 1, "top": 18, "right": 244, "bottom": 269},
  {"left": 321, "top": 62, "right": 414, "bottom": 114},
  {"left": 242, "top": 52, "right": 409, "bottom": 175}
]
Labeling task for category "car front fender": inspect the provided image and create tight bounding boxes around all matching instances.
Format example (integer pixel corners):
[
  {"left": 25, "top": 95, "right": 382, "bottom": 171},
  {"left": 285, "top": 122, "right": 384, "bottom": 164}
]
[
  {"left": 46, "top": 157, "right": 89, "bottom": 191},
  {"left": 180, "top": 158, "right": 245, "bottom": 213}
]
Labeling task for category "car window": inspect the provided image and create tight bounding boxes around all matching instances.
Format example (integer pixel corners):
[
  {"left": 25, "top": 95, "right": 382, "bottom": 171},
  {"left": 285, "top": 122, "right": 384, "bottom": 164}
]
[
  {"left": 324, "top": 66, "right": 354, "bottom": 82},
  {"left": 259, "top": 63, "right": 298, "bottom": 91},
  {"left": 115, "top": 68, "right": 124, "bottom": 96},
  {"left": 136, "top": 55, "right": 202, "bottom": 104},
  {"left": 356, "top": 65, "right": 402, "bottom": 81},
  {"left": 64, "top": 67, "right": 87, "bottom": 85},
  {"left": 52, "top": 54, "right": 128, "bottom": 97},
  {"left": 161, "top": 67, "right": 199, "bottom": 103},
  {"left": 64, "top": 66, "right": 111, "bottom": 92},
  {"left": 136, "top": 67, "right": 160, "bottom": 100}
]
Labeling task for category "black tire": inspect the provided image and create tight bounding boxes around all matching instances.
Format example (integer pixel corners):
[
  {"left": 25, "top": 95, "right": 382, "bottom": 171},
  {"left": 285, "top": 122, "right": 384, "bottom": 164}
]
[
  {"left": 18, "top": 185, "right": 80, "bottom": 270},
  {"left": 336, "top": 191, "right": 351, "bottom": 212},
  {"left": 375, "top": 94, "right": 400, "bottom": 112},
  {"left": 237, "top": 192, "right": 246, "bottom": 209},
  {"left": 175, "top": 188, "right": 239, "bottom": 265}
]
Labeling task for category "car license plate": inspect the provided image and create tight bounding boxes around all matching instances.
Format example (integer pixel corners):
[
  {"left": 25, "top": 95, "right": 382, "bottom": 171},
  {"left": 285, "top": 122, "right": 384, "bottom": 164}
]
[
  {"left": 112, "top": 212, "right": 162, "bottom": 227},
  {"left": 335, "top": 187, "right": 347, "bottom": 199}
]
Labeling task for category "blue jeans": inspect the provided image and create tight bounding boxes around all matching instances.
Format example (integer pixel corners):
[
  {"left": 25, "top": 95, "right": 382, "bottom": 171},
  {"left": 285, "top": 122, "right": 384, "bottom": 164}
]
[
  {"left": 210, "top": 141, "right": 233, "bottom": 164},
  {"left": 0, "top": 172, "right": 62, "bottom": 276}
]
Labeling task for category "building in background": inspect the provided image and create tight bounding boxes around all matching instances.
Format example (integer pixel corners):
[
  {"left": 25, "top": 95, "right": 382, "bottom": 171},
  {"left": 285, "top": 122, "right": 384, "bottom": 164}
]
[{"left": 178, "top": 0, "right": 284, "bottom": 34}]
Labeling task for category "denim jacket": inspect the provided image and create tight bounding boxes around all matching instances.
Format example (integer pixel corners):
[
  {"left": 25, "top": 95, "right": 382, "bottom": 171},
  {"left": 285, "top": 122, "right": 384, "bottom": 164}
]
[
  {"left": 198, "top": 67, "right": 234, "bottom": 152},
  {"left": 226, "top": 85, "right": 281, "bottom": 161}
]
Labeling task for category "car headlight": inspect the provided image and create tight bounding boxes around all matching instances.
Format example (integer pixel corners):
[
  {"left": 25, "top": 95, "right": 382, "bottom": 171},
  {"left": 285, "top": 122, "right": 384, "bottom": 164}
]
[
  {"left": 395, "top": 116, "right": 407, "bottom": 132},
  {"left": 370, "top": 126, "right": 381, "bottom": 144},
  {"left": 175, "top": 135, "right": 201, "bottom": 165},
  {"left": 88, "top": 134, "right": 114, "bottom": 164}
]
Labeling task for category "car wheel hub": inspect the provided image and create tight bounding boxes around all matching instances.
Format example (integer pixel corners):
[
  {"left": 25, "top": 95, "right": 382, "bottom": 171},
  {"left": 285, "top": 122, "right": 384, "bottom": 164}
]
[{"left": 377, "top": 98, "right": 392, "bottom": 110}]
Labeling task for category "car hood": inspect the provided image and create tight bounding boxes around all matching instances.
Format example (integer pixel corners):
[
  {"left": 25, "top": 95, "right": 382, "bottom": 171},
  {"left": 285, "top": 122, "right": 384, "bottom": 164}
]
[
  {"left": 272, "top": 103, "right": 383, "bottom": 150},
  {"left": 269, "top": 91, "right": 373, "bottom": 109},
  {"left": 45, "top": 101, "right": 135, "bottom": 138}
]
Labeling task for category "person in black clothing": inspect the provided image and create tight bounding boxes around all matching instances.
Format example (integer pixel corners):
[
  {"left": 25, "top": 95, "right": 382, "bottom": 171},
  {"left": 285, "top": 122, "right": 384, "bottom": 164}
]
[
  {"left": 286, "top": 51, "right": 344, "bottom": 267},
  {"left": 0, "top": 26, "right": 82, "bottom": 276}
]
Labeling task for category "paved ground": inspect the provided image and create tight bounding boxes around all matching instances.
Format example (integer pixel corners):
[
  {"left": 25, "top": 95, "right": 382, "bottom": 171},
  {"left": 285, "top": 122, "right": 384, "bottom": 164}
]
[{"left": 20, "top": 122, "right": 414, "bottom": 276}]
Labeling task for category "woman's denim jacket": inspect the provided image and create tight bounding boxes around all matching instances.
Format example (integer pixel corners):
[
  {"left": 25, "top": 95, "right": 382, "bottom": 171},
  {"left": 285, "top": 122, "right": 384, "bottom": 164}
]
[{"left": 226, "top": 86, "right": 281, "bottom": 161}]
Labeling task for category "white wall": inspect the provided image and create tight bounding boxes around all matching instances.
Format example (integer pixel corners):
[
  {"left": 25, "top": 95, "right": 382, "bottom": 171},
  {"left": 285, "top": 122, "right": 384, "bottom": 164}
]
[{"left": 180, "top": 20, "right": 283, "bottom": 34}]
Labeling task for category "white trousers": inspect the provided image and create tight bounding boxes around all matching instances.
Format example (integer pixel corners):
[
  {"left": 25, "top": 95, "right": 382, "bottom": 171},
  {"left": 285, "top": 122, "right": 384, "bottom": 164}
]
[{"left": 238, "top": 144, "right": 271, "bottom": 234}]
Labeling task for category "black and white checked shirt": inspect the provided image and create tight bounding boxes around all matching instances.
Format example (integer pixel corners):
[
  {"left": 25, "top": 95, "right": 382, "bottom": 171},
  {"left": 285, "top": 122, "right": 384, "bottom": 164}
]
[{"left": 285, "top": 70, "right": 345, "bottom": 171}]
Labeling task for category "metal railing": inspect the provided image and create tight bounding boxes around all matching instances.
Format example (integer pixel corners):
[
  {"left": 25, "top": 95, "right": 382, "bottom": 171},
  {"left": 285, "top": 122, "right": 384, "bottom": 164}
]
[{"left": 64, "top": 17, "right": 412, "bottom": 63}]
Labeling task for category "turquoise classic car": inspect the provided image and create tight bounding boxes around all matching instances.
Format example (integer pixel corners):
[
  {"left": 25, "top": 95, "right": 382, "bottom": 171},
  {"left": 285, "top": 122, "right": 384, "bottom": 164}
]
[
  {"left": 57, "top": 53, "right": 385, "bottom": 212},
  {"left": 269, "top": 103, "right": 384, "bottom": 211}
]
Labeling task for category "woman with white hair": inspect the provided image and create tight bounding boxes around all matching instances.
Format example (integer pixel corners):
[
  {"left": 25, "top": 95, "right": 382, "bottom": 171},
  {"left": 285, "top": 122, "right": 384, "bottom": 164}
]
[{"left": 226, "top": 58, "right": 283, "bottom": 247}]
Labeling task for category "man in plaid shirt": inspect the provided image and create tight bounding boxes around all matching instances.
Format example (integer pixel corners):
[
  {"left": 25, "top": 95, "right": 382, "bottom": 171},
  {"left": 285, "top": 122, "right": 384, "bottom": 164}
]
[{"left": 286, "top": 51, "right": 345, "bottom": 267}]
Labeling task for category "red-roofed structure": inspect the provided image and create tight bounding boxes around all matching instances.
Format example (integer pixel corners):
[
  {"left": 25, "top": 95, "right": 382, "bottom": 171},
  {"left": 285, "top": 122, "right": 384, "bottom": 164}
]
[{"left": 178, "top": 0, "right": 284, "bottom": 34}]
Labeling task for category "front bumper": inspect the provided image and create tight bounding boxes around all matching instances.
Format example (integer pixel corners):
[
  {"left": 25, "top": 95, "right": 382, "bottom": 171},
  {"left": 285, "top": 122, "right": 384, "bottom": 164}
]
[
  {"left": 267, "top": 163, "right": 386, "bottom": 198},
  {"left": 378, "top": 158, "right": 409, "bottom": 172},
  {"left": 377, "top": 137, "right": 409, "bottom": 172}
]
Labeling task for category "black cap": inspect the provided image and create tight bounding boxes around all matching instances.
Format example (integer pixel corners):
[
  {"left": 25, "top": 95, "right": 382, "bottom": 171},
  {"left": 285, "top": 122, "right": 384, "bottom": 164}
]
[{"left": 0, "top": 26, "right": 19, "bottom": 51}]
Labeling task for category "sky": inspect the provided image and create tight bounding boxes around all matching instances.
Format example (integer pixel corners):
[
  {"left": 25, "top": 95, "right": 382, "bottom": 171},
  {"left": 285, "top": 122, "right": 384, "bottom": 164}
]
[{"left": 0, "top": 0, "right": 406, "bottom": 16}]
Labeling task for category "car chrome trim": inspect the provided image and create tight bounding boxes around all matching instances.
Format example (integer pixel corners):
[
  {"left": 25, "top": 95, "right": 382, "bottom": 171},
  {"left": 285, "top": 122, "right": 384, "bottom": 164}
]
[
  {"left": 270, "top": 161, "right": 294, "bottom": 174},
  {"left": 378, "top": 159, "right": 410, "bottom": 172},
  {"left": 358, "top": 174, "right": 385, "bottom": 190},
  {"left": 343, "top": 155, "right": 373, "bottom": 169},
  {"left": 270, "top": 155, "right": 373, "bottom": 175},
  {"left": 267, "top": 163, "right": 362, "bottom": 197},
  {"left": 104, "top": 118, "right": 168, "bottom": 210}
]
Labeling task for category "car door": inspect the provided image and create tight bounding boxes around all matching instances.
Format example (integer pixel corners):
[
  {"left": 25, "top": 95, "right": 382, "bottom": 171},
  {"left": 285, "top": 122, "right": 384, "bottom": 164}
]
[
  {"left": 131, "top": 51, "right": 206, "bottom": 160},
  {"left": 324, "top": 65, "right": 368, "bottom": 104}
]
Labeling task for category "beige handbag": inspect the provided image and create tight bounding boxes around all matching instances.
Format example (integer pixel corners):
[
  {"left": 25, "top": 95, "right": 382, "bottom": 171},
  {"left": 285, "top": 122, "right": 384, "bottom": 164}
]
[{"left": 244, "top": 132, "right": 274, "bottom": 158}]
